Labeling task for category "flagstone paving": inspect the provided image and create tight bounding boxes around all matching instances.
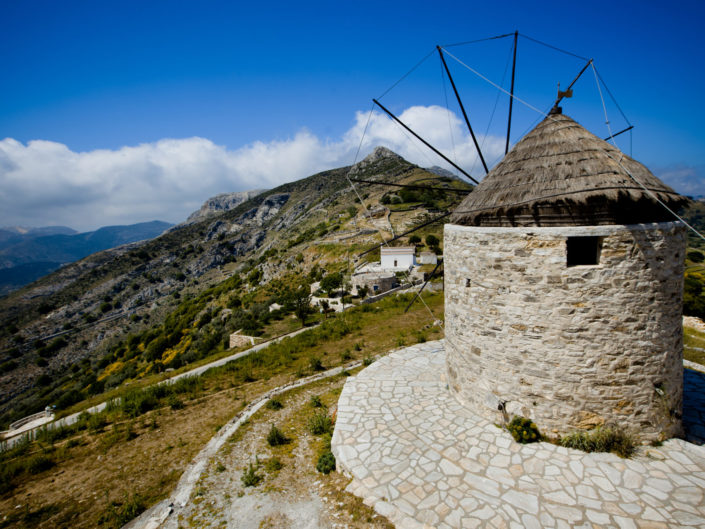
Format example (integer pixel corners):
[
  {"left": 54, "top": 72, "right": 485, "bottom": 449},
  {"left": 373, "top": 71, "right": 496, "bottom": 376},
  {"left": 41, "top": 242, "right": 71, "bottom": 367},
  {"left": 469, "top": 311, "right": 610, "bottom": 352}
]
[{"left": 332, "top": 340, "right": 705, "bottom": 529}]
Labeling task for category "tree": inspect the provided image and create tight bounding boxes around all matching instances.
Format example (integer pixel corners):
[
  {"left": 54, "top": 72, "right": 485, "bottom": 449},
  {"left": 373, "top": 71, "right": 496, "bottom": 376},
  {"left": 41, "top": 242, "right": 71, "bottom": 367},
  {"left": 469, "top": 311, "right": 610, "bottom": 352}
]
[
  {"left": 320, "top": 272, "right": 342, "bottom": 295},
  {"left": 409, "top": 235, "right": 421, "bottom": 245},
  {"left": 248, "top": 268, "right": 262, "bottom": 286},
  {"left": 425, "top": 234, "right": 440, "bottom": 247},
  {"left": 294, "top": 289, "right": 313, "bottom": 327}
]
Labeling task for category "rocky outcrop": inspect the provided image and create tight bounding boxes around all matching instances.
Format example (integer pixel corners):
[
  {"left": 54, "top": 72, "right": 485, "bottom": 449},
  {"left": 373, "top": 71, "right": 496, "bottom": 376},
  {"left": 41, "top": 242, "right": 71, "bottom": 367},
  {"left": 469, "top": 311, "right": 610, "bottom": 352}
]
[{"left": 186, "top": 190, "right": 266, "bottom": 223}]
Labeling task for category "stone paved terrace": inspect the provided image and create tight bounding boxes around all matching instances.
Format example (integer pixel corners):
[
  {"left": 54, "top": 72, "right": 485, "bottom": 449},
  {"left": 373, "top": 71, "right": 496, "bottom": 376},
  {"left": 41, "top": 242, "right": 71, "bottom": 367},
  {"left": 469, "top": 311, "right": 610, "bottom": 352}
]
[{"left": 331, "top": 341, "right": 705, "bottom": 529}]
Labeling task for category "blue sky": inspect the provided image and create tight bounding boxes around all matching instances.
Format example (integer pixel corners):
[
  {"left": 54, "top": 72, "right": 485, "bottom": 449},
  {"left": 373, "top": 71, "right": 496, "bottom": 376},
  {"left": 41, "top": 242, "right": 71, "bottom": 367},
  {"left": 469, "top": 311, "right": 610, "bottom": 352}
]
[{"left": 1, "top": 0, "right": 704, "bottom": 230}]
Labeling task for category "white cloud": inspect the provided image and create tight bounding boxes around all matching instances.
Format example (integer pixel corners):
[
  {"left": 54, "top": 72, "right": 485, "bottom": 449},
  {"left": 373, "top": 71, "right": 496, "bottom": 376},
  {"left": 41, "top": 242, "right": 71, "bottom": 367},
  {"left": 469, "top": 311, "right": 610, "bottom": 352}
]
[
  {"left": 0, "top": 106, "right": 501, "bottom": 231},
  {"left": 655, "top": 165, "right": 705, "bottom": 198}
]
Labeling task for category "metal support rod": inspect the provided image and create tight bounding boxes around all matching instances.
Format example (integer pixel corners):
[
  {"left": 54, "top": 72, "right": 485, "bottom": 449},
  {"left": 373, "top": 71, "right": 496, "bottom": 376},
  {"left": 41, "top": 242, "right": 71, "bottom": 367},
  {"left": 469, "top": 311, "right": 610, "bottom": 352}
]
[
  {"left": 372, "top": 99, "right": 479, "bottom": 185},
  {"left": 349, "top": 178, "right": 472, "bottom": 194},
  {"left": 404, "top": 260, "right": 443, "bottom": 313},
  {"left": 603, "top": 125, "right": 634, "bottom": 141},
  {"left": 553, "top": 58, "right": 593, "bottom": 109},
  {"left": 505, "top": 31, "right": 518, "bottom": 155},
  {"left": 358, "top": 211, "right": 452, "bottom": 258},
  {"left": 437, "top": 46, "right": 489, "bottom": 174}
]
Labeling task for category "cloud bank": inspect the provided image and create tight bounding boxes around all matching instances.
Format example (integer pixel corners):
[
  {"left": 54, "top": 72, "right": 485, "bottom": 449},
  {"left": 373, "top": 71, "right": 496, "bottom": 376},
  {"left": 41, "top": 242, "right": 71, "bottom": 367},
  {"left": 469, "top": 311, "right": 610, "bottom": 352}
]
[
  {"left": 4, "top": 104, "right": 700, "bottom": 232},
  {"left": 0, "top": 105, "right": 503, "bottom": 231}
]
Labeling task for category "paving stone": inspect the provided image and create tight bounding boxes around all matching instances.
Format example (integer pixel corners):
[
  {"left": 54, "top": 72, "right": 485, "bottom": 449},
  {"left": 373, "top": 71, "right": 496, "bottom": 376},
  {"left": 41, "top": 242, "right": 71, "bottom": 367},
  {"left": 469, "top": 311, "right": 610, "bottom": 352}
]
[{"left": 331, "top": 341, "right": 705, "bottom": 529}]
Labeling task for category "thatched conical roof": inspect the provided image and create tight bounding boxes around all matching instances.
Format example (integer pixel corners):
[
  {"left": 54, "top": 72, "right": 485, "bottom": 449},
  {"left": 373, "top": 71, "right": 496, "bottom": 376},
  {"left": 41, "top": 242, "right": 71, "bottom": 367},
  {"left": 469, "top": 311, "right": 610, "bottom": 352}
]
[{"left": 451, "top": 111, "right": 687, "bottom": 227}]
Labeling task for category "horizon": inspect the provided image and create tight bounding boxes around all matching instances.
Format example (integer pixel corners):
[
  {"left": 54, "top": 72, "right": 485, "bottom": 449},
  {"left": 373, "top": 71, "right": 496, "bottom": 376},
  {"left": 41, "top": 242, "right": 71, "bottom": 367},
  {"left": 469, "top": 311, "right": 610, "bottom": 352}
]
[{"left": 2, "top": 0, "right": 704, "bottom": 231}]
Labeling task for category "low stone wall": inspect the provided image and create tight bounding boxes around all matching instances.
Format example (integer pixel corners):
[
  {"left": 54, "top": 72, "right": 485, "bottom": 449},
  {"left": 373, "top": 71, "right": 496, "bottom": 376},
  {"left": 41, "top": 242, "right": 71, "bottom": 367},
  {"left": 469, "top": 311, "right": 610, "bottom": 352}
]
[
  {"left": 444, "top": 222, "right": 685, "bottom": 441},
  {"left": 9, "top": 410, "right": 53, "bottom": 431}
]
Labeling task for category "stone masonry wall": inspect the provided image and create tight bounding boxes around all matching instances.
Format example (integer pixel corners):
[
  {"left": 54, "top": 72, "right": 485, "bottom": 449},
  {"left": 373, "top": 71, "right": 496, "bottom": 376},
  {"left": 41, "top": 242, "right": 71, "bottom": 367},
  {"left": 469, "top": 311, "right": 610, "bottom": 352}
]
[{"left": 444, "top": 222, "right": 685, "bottom": 441}]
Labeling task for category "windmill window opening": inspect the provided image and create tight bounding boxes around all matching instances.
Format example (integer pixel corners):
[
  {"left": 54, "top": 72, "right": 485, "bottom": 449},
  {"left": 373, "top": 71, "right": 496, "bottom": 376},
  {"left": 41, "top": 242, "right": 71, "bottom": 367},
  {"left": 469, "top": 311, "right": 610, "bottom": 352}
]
[{"left": 566, "top": 236, "right": 603, "bottom": 267}]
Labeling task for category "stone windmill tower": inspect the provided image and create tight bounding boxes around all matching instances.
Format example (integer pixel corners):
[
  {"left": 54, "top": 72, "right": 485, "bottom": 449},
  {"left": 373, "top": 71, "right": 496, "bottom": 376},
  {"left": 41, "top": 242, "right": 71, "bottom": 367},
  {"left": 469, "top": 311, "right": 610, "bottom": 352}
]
[{"left": 444, "top": 108, "right": 688, "bottom": 442}]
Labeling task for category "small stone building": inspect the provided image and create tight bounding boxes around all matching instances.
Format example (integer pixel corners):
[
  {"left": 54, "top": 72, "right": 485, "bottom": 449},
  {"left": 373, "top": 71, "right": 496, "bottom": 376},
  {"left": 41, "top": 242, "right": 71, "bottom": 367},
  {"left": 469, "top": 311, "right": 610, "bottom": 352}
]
[
  {"left": 418, "top": 251, "right": 438, "bottom": 265},
  {"left": 351, "top": 271, "right": 398, "bottom": 296},
  {"left": 444, "top": 109, "right": 688, "bottom": 442}
]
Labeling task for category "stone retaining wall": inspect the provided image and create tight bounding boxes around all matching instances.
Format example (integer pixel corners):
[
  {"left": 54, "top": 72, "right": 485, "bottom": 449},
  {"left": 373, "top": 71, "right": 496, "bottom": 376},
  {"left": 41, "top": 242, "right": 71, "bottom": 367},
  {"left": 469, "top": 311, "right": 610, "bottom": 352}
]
[{"left": 444, "top": 222, "right": 685, "bottom": 441}]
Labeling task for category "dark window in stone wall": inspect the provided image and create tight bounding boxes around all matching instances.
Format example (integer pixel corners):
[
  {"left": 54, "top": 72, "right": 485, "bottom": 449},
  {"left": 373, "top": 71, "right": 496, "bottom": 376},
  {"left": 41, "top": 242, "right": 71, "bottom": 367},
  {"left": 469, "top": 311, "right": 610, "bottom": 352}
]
[{"left": 567, "top": 236, "right": 602, "bottom": 267}]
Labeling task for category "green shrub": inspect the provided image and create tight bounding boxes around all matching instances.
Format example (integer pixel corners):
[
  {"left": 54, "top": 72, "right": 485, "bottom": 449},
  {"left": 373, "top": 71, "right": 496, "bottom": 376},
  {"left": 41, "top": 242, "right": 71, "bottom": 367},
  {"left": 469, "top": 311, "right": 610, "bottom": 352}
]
[
  {"left": 310, "top": 395, "right": 323, "bottom": 408},
  {"left": 507, "top": 416, "right": 541, "bottom": 444},
  {"left": 309, "top": 356, "right": 324, "bottom": 372},
  {"left": 168, "top": 395, "right": 184, "bottom": 410},
  {"left": 241, "top": 462, "right": 262, "bottom": 487},
  {"left": 688, "top": 250, "right": 705, "bottom": 263},
  {"left": 266, "top": 425, "right": 289, "bottom": 446},
  {"left": 98, "top": 493, "right": 146, "bottom": 527},
  {"left": 308, "top": 412, "right": 332, "bottom": 436},
  {"left": 264, "top": 457, "right": 282, "bottom": 473},
  {"left": 316, "top": 451, "right": 336, "bottom": 474},
  {"left": 559, "top": 427, "right": 635, "bottom": 458},
  {"left": 26, "top": 454, "right": 55, "bottom": 474},
  {"left": 266, "top": 397, "right": 283, "bottom": 410}
]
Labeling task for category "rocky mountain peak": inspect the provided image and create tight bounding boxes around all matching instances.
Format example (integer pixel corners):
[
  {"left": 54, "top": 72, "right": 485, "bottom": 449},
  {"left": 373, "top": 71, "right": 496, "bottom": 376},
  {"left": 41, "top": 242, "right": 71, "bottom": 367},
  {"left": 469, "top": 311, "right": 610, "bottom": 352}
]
[{"left": 349, "top": 146, "right": 407, "bottom": 176}]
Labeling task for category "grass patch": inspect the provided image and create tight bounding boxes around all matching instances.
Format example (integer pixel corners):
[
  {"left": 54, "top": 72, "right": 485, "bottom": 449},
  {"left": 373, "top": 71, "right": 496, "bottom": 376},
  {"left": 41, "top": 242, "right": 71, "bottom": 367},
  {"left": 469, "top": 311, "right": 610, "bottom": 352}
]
[
  {"left": 266, "top": 424, "right": 290, "bottom": 446},
  {"left": 266, "top": 397, "right": 284, "bottom": 410},
  {"left": 684, "top": 326, "right": 705, "bottom": 366},
  {"left": 240, "top": 462, "right": 262, "bottom": 487},
  {"left": 308, "top": 412, "right": 333, "bottom": 436},
  {"left": 559, "top": 427, "right": 636, "bottom": 458}
]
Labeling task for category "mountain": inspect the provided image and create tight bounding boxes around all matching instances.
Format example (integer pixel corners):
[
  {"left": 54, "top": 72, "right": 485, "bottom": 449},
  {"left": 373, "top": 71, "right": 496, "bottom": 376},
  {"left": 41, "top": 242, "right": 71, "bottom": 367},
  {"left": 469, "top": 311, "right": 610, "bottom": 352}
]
[
  {"left": 0, "top": 226, "right": 77, "bottom": 249},
  {"left": 425, "top": 165, "right": 462, "bottom": 179},
  {"left": 0, "top": 221, "right": 173, "bottom": 294},
  {"left": 0, "top": 147, "right": 471, "bottom": 428},
  {"left": 185, "top": 190, "right": 266, "bottom": 223}
]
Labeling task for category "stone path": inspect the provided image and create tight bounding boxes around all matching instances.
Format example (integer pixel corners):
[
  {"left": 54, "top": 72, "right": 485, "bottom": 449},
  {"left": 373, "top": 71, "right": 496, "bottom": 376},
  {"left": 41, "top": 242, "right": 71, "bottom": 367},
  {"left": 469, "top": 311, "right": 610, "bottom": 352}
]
[{"left": 332, "top": 341, "right": 705, "bottom": 529}]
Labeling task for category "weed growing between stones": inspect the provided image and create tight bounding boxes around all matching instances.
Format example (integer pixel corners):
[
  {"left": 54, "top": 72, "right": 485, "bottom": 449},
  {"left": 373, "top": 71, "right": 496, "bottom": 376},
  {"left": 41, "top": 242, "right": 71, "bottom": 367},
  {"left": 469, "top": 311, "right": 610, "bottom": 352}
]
[
  {"left": 559, "top": 427, "right": 635, "bottom": 458},
  {"left": 266, "top": 424, "right": 290, "bottom": 446},
  {"left": 310, "top": 395, "right": 323, "bottom": 408},
  {"left": 264, "top": 457, "right": 282, "bottom": 473},
  {"left": 506, "top": 416, "right": 542, "bottom": 444},
  {"left": 241, "top": 462, "right": 262, "bottom": 487}
]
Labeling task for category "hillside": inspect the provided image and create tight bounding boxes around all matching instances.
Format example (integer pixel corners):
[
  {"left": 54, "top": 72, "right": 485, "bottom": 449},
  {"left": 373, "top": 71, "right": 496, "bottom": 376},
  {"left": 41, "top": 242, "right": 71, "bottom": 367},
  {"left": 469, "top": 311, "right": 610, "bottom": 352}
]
[
  {"left": 0, "top": 147, "right": 472, "bottom": 429},
  {"left": 0, "top": 221, "right": 174, "bottom": 295}
]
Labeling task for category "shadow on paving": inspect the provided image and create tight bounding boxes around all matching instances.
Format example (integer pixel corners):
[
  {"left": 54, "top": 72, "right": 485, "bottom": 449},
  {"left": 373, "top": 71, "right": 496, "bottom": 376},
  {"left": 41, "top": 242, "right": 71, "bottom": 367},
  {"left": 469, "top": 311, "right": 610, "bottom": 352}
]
[{"left": 683, "top": 368, "right": 705, "bottom": 445}]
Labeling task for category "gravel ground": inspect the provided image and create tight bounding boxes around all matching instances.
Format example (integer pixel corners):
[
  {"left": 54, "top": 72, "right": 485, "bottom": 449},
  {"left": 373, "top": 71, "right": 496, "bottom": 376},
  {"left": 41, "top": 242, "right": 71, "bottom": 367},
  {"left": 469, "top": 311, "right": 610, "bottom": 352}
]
[{"left": 159, "top": 375, "right": 392, "bottom": 529}]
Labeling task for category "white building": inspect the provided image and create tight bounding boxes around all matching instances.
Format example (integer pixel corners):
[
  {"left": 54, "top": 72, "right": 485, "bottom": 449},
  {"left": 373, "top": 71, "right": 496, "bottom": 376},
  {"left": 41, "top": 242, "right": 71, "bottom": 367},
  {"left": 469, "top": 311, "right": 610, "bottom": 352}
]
[
  {"left": 380, "top": 247, "right": 415, "bottom": 270},
  {"left": 418, "top": 251, "right": 438, "bottom": 265}
]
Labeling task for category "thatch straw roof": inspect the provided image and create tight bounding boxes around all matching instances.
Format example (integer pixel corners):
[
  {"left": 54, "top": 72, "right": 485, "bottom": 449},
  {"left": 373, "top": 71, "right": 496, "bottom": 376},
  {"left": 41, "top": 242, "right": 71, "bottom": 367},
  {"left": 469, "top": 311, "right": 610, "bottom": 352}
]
[{"left": 451, "top": 111, "right": 687, "bottom": 227}]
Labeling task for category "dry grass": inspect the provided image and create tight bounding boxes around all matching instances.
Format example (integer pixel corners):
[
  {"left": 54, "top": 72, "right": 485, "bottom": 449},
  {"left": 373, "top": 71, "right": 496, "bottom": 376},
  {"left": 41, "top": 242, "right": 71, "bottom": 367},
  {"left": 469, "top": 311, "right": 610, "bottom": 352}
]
[
  {"left": 0, "top": 390, "right": 241, "bottom": 528},
  {"left": 0, "top": 292, "right": 442, "bottom": 528},
  {"left": 684, "top": 326, "right": 705, "bottom": 366}
]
